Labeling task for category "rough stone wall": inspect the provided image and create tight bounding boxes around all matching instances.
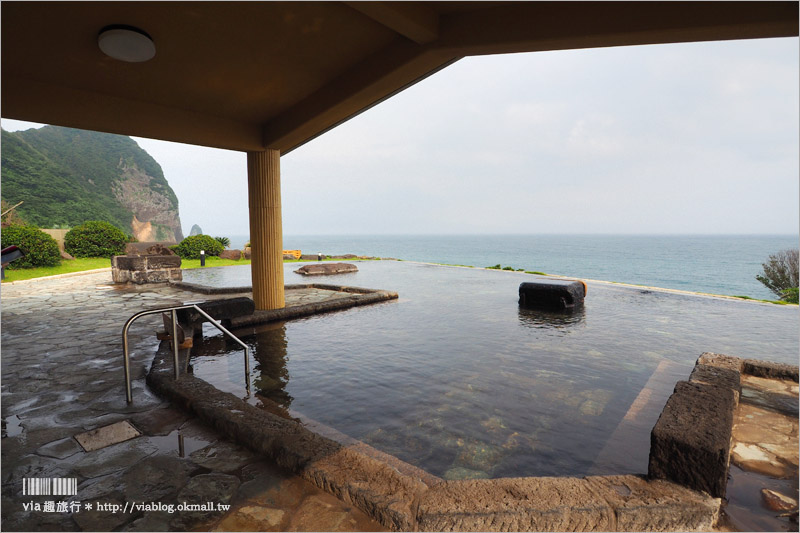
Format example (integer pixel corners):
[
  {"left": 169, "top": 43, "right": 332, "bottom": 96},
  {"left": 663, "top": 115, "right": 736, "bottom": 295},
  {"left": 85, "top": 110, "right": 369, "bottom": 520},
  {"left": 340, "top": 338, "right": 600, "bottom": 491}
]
[
  {"left": 648, "top": 352, "right": 799, "bottom": 499},
  {"left": 112, "top": 254, "right": 182, "bottom": 284}
]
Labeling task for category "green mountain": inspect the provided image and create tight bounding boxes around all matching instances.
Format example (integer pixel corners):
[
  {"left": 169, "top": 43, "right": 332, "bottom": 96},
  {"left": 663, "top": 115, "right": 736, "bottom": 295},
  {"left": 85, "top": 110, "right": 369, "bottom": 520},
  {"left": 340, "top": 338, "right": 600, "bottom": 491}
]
[{"left": 1, "top": 125, "right": 183, "bottom": 242}]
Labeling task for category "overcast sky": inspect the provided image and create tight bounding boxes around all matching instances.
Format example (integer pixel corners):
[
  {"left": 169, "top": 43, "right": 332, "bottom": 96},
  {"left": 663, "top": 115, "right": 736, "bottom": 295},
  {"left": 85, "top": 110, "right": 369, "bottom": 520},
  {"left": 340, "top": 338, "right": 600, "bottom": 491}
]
[{"left": 3, "top": 37, "right": 798, "bottom": 237}]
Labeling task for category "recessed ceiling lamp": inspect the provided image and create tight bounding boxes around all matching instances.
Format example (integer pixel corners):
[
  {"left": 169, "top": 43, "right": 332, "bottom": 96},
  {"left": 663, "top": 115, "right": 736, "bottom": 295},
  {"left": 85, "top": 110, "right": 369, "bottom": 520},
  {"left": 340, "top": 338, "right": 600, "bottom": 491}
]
[{"left": 98, "top": 24, "right": 155, "bottom": 62}]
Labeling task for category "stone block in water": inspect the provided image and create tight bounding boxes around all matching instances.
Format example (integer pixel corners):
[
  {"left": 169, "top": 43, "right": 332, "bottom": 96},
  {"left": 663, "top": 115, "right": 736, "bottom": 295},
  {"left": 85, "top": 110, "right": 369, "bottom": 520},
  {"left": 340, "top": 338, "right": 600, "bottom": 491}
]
[
  {"left": 294, "top": 263, "right": 358, "bottom": 276},
  {"left": 648, "top": 380, "right": 735, "bottom": 498},
  {"left": 518, "top": 280, "right": 586, "bottom": 311}
]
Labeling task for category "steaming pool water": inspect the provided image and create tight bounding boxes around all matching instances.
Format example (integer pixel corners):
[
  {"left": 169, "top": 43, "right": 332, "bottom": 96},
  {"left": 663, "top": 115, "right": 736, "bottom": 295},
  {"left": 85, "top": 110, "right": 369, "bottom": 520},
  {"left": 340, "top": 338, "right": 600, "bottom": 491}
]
[{"left": 183, "top": 261, "right": 798, "bottom": 479}]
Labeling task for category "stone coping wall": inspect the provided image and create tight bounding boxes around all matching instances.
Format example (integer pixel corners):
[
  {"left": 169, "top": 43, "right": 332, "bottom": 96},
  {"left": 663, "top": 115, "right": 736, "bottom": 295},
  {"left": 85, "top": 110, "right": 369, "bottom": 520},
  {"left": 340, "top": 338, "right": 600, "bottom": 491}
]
[
  {"left": 648, "top": 352, "right": 799, "bottom": 500},
  {"left": 147, "top": 346, "right": 721, "bottom": 531},
  {"left": 169, "top": 281, "right": 398, "bottom": 326}
]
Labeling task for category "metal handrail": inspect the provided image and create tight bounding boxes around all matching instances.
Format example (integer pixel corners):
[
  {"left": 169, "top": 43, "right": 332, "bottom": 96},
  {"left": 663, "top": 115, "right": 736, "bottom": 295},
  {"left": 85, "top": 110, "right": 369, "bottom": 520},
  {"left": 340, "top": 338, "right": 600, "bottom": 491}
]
[{"left": 122, "top": 304, "right": 250, "bottom": 403}]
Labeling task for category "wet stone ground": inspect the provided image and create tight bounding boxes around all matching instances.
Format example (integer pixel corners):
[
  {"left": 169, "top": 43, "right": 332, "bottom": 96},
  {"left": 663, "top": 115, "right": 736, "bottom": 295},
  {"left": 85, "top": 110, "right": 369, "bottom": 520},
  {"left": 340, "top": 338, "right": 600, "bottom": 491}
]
[
  {"left": 1, "top": 271, "right": 384, "bottom": 532},
  {"left": 722, "top": 374, "right": 799, "bottom": 531}
]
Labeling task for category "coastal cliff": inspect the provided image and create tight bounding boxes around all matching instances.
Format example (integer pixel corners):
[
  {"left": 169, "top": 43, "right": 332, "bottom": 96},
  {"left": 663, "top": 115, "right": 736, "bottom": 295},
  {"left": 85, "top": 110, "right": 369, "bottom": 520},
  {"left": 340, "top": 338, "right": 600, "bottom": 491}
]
[{"left": 1, "top": 126, "right": 183, "bottom": 242}]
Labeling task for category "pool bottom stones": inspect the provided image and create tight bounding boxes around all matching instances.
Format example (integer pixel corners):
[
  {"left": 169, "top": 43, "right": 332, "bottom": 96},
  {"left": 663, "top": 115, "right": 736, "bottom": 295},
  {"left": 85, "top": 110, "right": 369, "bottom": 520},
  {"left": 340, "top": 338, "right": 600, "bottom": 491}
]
[{"left": 147, "top": 357, "right": 722, "bottom": 530}]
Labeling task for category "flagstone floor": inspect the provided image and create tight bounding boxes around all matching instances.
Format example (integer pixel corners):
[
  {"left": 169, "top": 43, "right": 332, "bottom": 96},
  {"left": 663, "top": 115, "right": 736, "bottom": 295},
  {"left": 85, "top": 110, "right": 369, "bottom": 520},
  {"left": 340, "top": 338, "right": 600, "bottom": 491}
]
[{"left": 1, "top": 270, "right": 384, "bottom": 531}]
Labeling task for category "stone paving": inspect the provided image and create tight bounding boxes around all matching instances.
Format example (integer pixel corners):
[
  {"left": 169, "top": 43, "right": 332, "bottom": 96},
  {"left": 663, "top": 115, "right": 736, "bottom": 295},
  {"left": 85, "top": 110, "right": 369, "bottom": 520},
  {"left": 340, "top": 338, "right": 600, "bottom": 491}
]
[
  {"left": 722, "top": 374, "right": 799, "bottom": 531},
  {"left": 1, "top": 270, "right": 385, "bottom": 531}
]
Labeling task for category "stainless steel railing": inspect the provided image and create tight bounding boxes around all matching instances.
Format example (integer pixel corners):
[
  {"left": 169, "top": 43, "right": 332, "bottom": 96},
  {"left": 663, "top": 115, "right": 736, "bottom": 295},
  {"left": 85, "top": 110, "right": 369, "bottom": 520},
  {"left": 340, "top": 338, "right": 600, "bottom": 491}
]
[{"left": 122, "top": 304, "right": 250, "bottom": 403}]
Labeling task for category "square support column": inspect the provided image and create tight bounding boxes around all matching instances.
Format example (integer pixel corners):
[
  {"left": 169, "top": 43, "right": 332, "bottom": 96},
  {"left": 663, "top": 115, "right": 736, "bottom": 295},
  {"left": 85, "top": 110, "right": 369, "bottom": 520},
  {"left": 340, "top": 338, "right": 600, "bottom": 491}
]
[{"left": 247, "top": 149, "right": 285, "bottom": 310}]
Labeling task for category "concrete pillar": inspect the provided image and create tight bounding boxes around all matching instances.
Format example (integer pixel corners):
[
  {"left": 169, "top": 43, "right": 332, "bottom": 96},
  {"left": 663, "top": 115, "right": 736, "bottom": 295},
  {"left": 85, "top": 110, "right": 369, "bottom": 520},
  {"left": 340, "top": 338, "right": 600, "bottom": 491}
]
[{"left": 247, "top": 150, "right": 285, "bottom": 309}]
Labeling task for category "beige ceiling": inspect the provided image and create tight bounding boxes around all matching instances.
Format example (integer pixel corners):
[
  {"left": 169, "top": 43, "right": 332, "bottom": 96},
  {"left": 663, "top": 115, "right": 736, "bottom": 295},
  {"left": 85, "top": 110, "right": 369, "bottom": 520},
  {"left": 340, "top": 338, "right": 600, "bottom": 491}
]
[{"left": 2, "top": 1, "right": 797, "bottom": 153}]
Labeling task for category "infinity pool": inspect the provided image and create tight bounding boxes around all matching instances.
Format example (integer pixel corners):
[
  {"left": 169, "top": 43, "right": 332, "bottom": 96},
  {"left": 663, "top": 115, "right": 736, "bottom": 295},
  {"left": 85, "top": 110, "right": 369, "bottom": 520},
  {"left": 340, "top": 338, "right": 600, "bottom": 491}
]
[{"left": 184, "top": 261, "right": 798, "bottom": 479}]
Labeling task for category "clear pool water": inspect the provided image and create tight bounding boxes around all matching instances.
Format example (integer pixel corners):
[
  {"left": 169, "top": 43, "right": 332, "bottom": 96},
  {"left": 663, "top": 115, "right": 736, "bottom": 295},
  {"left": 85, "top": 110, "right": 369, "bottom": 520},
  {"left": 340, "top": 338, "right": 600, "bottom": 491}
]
[{"left": 185, "top": 261, "right": 798, "bottom": 479}]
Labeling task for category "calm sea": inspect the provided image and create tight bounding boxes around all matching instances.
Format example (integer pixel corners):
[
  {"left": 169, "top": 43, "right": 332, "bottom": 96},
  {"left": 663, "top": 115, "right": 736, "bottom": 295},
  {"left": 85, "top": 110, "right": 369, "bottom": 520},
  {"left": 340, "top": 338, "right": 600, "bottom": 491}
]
[{"left": 227, "top": 234, "right": 798, "bottom": 300}]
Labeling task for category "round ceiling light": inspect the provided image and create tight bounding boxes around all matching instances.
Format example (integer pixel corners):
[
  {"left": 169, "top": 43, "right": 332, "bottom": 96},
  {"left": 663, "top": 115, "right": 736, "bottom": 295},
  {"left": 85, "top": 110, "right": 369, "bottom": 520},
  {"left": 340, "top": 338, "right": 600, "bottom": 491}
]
[{"left": 98, "top": 25, "right": 155, "bottom": 63}]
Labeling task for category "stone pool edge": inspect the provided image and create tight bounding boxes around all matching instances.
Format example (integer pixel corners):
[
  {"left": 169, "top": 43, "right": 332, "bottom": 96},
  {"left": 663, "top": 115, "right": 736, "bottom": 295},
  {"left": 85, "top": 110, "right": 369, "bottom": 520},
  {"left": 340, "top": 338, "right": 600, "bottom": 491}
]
[
  {"left": 169, "top": 281, "right": 399, "bottom": 325},
  {"left": 648, "top": 352, "right": 798, "bottom": 499},
  {"left": 403, "top": 260, "right": 797, "bottom": 305},
  {"left": 147, "top": 345, "right": 721, "bottom": 532}
]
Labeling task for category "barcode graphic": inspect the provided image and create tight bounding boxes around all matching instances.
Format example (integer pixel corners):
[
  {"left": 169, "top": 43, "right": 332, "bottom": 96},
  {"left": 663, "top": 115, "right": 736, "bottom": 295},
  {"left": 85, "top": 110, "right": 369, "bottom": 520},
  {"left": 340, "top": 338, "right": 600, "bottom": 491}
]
[{"left": 22, "top": 478, "right": 77, "bottom": 496}]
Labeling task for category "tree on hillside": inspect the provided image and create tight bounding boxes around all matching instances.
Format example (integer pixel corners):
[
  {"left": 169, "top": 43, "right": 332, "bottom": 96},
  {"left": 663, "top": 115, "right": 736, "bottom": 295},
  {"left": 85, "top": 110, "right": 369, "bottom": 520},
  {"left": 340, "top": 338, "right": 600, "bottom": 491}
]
[
  {"left": 756, "top": 248, "right": 799, "bottom": 303},
  {"left": 1, "top": 199, "right": 26, "bottom": 227}
]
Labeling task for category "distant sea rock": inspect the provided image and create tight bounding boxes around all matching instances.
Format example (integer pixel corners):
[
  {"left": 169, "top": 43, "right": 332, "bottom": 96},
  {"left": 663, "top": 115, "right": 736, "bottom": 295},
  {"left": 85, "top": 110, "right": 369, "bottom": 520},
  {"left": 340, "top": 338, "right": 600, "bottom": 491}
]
[{"left": 189, "top": 224, "right": 203, "bottom": 236}]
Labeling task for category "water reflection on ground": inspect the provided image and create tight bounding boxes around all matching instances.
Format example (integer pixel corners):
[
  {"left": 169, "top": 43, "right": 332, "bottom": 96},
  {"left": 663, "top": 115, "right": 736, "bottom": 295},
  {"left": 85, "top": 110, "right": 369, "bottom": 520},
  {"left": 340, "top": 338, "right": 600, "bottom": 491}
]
[{"left": 186, "top": 262, "right": 798, "bottom": 479}]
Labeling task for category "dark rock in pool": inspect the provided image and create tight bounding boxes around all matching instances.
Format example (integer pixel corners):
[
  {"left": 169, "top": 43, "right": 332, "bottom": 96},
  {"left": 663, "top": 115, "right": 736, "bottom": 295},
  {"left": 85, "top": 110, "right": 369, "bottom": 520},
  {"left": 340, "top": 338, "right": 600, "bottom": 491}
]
[
  {"left": 294, "top": 263, "right": 358, "bottom": 276},
  {"left": 519, "top": 279, "right": 586, "bottom": 311}
]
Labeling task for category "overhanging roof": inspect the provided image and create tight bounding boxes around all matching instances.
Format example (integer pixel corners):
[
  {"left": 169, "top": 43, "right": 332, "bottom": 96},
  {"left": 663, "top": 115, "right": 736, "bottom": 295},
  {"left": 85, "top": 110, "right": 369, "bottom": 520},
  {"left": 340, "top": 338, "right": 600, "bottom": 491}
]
[{"left": 2, "top": 1, "right": 797, "bottom": 153}]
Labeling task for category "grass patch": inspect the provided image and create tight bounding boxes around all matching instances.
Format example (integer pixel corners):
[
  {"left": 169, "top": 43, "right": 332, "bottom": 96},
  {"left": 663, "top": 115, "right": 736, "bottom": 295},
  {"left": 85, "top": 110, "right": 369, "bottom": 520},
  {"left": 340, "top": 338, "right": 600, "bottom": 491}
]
[
  {"left": 525, "top": 271, "right": 548, "bottom": 276},
  {"left": 731, "top": 295, "right": 793, "bottom": 305},
  {"left": 182, "top": 257, "right": 252, "bottom": 269},
  {"left": 2, "top": 257, "right": 110, "bottom": 282},
  {"left": 2, "top": 255, "right": 381, "bottom": 281},
  {"left": 430, "top": 262, "right": 475, "bottom": 268}
]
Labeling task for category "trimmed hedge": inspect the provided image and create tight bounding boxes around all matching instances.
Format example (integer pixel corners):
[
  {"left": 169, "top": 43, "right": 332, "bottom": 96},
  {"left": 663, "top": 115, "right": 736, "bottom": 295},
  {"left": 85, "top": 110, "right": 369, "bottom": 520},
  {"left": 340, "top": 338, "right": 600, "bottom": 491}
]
[
  {"left": 64, "top": 221, "right": 128, "bottom": 258},
  {"left": 1, "top": 225, "right": 62, "bottom": 268},
  {"left": 173, "top": 234, "right": 224, "bottom": 259}
]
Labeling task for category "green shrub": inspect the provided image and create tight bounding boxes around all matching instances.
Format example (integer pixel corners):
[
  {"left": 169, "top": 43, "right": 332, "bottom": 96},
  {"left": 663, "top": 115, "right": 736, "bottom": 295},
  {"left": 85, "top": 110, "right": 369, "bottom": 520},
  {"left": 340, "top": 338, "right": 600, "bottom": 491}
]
[
  {"left": 756, "top": 249, "right": 798, "bottom": 302},
  {"left": 173, "top": 235, "right": 224, "bottom": 259},
  {"left": 781, "top": 287, "right": 799, "bottom": 304},
  {"left": 1, "top": 225, "right": 61, "bottom": 268},
  {"left": 64, "top": 221, "right": 128, "bottom": 258},
  {"left": 214, "top": 236, "right": 230, "bottom": 248}
]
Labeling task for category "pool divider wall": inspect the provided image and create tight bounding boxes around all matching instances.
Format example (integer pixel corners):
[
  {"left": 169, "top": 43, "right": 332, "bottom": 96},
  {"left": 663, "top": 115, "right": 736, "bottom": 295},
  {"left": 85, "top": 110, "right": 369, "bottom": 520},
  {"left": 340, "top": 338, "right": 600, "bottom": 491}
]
[
  {"left": 230, "top": 285, "right": 399, "bottom": 327},
  {"left": 416, "top": 475, "right": 719, "bottom": 531},
  {"left": 647, "top": 352, "right": 799, "bottom": 500},
  {"left": 147, "top": 345, "right": 427, "bottom": 530},
  {"left": 147, "top": 342, "right": 723, "bottom": 531},
  {"left": 167, "top": 281, "right": 399, "bottom": 326}
]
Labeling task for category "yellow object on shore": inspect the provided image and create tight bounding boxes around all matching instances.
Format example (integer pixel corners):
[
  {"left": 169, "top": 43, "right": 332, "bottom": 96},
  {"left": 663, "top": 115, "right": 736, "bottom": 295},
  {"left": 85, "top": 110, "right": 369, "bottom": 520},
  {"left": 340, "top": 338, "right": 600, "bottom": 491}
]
[{"left": 283, "top": 250, "right": 302, "bottom": 259}]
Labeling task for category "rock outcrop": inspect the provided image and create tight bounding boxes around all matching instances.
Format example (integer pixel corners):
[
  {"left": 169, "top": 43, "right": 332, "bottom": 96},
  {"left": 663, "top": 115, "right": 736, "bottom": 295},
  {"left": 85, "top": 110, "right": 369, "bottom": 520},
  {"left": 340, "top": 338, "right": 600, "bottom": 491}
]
[
  {"left": 113, "top": 162, "right": 182, "bottom": 242},
  {"left": 294, "top": 263, "right": 358, "bottom": 276},
  {"left": 1, "top": 126, "right": 184, "bottom": 242}
]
